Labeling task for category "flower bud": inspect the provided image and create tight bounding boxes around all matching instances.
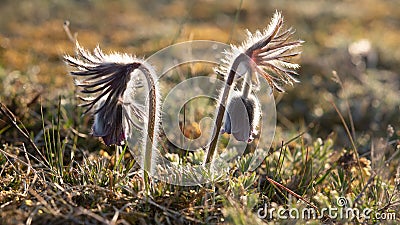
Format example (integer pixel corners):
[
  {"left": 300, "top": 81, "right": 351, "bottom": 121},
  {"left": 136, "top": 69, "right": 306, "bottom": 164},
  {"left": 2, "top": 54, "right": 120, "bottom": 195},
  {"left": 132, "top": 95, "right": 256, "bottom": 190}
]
[{"left": 222, "top": 91, "right": 260, "bottom": 142}]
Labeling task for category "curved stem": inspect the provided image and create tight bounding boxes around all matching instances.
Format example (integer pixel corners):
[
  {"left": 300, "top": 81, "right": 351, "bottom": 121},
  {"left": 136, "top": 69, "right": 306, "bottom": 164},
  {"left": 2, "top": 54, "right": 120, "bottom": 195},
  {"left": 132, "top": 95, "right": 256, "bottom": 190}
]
[
  {"left": 138, "top": 66, "right": 159, "bottom": 192},
  {"left": 205, "top": 53, "right": 247, "bottom": 164}
]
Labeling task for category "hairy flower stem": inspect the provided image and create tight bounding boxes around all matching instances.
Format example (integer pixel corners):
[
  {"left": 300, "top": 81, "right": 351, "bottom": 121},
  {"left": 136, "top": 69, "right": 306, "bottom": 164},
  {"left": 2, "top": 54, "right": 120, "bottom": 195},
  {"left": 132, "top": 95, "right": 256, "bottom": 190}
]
[
  {"left": 139, "top": 66, "right": 158, "bottom": 192},
  {"left": 205, "top": 53, "right": 247, "bottom": 163},
  {"left": 241, "top": 66, "right": 252, "bottom": 99}
]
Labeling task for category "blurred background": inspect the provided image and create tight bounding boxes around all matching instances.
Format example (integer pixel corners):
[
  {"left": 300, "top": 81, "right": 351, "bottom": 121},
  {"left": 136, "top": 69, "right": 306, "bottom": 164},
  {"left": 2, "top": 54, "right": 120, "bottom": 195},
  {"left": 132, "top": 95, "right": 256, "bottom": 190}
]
[{"left": 0, "top": 0, "right": 399, "bottom": 152}]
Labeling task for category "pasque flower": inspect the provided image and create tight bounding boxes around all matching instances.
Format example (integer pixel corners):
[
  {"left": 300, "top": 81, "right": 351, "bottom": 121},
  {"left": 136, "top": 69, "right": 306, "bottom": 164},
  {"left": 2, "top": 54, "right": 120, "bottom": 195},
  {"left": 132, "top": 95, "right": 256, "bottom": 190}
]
[
  {"left": 207, "top": 11, "right": 302, "bottom": 162},
  {"left": 64, "top": 42, "right": 154, "bottom": 146},
  {"left": 217, "top": 11, "right": 303, "bottom": 93},
  {"left": 65, "top": 42, "right": 161, "bottom": 189}
]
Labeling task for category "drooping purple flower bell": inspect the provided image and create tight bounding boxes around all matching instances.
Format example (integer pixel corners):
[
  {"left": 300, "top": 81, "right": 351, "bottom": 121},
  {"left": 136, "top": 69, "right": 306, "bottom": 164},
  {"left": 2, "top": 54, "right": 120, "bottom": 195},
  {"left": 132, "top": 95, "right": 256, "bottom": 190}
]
[
  {"left": 222, "top": 90, "right": 260, "bottom": 142},
  {"left": 64, "top": 42, "right": 147, "bottom": 146}
]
